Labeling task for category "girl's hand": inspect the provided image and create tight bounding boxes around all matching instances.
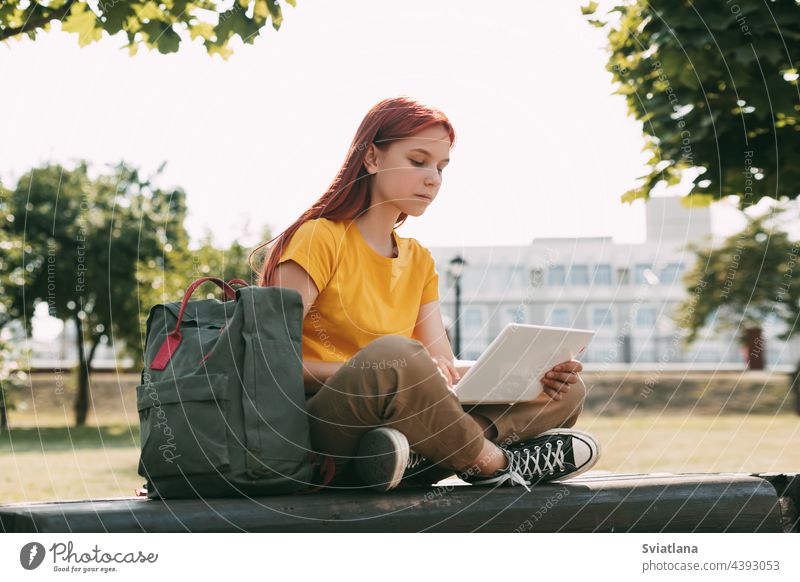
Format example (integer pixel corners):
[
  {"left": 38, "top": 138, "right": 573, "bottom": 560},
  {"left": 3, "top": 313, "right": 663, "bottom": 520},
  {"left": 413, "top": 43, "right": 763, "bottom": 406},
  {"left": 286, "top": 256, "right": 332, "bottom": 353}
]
[
  {"left": 540, "top": 359, "right": 583, "bottom": 401},
  {"left": 431, "top": 355, "right": 460, "bottom": 390}
]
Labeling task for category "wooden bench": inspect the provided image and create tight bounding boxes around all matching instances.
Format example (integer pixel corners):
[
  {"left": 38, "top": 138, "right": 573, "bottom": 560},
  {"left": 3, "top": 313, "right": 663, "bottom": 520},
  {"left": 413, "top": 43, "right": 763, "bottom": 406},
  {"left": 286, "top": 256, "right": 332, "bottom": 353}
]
[{"left": 1, "top": 472, "right": 796, "bottom": 533}]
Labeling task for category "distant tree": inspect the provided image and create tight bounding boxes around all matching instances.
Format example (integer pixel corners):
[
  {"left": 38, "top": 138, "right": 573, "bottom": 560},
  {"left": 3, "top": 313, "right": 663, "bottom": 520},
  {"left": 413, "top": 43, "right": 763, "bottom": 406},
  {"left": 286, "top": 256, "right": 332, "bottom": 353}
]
[
  {"left": 0, "top": 180, "right": 27, "bottom": 327},
  {"left": 588, "top": 1, "right": 800, "bottom": 410},
  {"left": 0, "top": 337, "right": 28, "bottom": 430},
  {"left": 0, "top": 180, "right": 27, "bottom": 429},
  {"left": 675, "top": 206, "right": 800, "bottom": 377},
  {"left": 585, "top": 0, "right": 800, "bottom": 207},
  {"left": 3, "top": 161, "right": 188, "bottom": 426},
  {"left": 0, "top": 0, "right": 296, "bottom": 59}
]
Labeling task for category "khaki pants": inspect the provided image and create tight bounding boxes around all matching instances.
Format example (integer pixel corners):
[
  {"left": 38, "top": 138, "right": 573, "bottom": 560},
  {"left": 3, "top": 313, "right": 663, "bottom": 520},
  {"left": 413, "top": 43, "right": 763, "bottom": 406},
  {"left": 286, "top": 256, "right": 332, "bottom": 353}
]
[{"left": 306, "top": 335, "right": 586, "bottom": 484}]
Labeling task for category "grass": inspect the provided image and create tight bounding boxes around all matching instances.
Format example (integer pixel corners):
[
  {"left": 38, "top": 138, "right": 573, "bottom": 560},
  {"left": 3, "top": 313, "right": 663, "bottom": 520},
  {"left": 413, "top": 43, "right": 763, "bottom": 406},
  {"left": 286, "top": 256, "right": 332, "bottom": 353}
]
[
  {"left": 1, "top": 413, "right": 798, "bottom": 504},
  {"left": 578, "top": 413, "right": 800, "bottom": 475},
  {"left": 0, "top": 424, "right": 142, "bottom": 504}
]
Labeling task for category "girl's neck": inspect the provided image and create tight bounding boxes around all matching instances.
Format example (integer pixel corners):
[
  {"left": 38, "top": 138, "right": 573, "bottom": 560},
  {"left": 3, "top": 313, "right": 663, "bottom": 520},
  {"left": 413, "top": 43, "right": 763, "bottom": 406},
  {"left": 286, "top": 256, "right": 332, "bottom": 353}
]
[{"left": 354, "top": 207, "right": 401, "bottom": 258}]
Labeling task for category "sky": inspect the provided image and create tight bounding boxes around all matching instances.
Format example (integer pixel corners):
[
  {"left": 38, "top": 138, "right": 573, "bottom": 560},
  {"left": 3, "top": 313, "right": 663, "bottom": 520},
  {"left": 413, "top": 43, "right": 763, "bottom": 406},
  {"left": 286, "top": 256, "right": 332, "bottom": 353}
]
[{"left": 0, "top": 0, "right": 753, "bottom": 253}]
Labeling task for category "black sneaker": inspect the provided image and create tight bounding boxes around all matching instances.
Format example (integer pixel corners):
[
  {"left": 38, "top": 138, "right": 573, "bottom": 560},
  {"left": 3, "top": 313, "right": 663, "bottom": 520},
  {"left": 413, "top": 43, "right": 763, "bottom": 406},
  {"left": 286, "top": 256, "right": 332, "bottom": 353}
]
[
  {"left": 355, "top": 427, "right": 416, "bottom": 492},
  {"left": 459, "top": 429, "right": 600, "bottom": 491},
  {"left": 398, "top": 450, "right": 458, "bottom": 487}
]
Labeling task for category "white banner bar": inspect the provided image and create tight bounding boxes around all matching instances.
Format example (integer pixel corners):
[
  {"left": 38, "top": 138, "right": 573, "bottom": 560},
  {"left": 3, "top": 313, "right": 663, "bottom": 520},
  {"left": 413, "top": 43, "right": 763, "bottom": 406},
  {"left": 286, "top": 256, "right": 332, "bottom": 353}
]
[{"left": 1, "top": 533, "right": 798, "bottom": 581}]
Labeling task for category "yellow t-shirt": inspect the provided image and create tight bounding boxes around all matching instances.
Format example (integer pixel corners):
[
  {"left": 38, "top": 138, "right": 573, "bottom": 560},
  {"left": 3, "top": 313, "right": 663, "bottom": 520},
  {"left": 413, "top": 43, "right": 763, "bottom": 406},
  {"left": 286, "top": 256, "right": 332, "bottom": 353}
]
[{"left": 276, "top": 217, "right": 439, "bottom": 363}]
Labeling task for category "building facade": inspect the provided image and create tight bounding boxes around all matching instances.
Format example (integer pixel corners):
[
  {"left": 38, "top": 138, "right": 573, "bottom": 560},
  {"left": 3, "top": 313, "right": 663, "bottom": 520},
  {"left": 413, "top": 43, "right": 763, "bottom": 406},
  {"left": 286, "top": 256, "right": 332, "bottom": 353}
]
[{"left": 431, "top": 197, "right": 800, "bottom": 369}]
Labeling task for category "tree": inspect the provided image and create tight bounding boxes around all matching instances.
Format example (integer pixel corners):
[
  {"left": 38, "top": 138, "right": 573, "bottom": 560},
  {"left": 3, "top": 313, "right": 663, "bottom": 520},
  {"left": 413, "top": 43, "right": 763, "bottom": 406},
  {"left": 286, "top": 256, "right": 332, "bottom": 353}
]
[
  {"left": 3, "top": 161, "right": 188, "bottom": 426},
  {"left": 0, "top": 180, "right": 29, "bottom": 429},
  {"left": 676, "top": 207, "right": 800, "bottom": 362},
  {"left": 0, "top": 336, "right": 28, "bottom": 430},
  {"left": 675, "top": 206, "right": 800, "bottom": 415},
  {"left": 585, "top": 0, "right": 800, "bottom": 208},
  {"left": 0, "top": 0, "right": 296, "bottom": 59}
]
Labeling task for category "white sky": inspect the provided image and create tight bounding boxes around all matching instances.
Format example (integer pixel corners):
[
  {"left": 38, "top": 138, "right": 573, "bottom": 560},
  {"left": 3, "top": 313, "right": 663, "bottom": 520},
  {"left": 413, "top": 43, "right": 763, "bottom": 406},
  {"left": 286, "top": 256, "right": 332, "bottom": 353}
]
[{"left": 1, "top": 0, "right": 749, "bottom": 251}]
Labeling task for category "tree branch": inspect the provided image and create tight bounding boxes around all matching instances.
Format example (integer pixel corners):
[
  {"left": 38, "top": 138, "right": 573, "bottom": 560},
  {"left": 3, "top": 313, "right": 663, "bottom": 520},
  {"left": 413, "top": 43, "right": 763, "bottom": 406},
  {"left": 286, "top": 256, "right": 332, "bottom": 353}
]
[{"left": 0, "top": 0, "right": 77, "bottom": 42}]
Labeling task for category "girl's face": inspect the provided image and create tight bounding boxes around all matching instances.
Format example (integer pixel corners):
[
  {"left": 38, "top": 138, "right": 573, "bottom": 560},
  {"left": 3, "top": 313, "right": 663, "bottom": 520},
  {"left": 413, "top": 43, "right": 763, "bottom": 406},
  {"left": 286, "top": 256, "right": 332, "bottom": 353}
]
[{"left": 364, "top": 124, "right": 451, "bottom": 217}]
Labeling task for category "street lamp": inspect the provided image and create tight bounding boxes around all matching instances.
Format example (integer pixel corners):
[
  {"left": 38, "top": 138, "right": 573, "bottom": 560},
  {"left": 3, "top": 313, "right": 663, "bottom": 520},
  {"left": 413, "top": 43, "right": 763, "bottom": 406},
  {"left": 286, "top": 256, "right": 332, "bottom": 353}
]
[{"left": 448, "top": 255, "right": 467, "bottom": 359}]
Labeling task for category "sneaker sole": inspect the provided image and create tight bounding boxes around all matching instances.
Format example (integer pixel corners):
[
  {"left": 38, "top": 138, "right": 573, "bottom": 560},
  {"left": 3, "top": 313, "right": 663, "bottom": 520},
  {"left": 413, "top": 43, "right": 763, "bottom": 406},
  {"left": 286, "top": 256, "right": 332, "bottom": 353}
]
[
  {"left": 355, "top": 428, "right": 410, "bottom": 492},
  {"left": 530, "top": 428, "right": 601, "bottom": 482}
]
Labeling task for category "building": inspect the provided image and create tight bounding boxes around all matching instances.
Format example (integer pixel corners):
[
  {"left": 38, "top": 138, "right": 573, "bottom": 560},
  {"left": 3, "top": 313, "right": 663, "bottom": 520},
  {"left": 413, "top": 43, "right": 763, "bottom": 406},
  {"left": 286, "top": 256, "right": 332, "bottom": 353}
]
[{"left": 431, "top": 197, "right": 800, "bottom": 370}]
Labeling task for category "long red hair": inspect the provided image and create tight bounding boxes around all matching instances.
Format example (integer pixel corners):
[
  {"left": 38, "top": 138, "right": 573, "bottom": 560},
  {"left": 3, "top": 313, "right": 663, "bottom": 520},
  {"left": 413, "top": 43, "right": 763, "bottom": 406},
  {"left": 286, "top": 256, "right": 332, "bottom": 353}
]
[{"left": 251, "top": 96, "right": 457, "bottom": 286}]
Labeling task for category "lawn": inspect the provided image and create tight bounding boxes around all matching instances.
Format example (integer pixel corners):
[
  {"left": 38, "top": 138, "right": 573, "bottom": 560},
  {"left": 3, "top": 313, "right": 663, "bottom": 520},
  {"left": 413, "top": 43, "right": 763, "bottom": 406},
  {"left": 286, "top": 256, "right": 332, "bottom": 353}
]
[{"left": 1, "top": 413, "right": 798, "bottom": 504}]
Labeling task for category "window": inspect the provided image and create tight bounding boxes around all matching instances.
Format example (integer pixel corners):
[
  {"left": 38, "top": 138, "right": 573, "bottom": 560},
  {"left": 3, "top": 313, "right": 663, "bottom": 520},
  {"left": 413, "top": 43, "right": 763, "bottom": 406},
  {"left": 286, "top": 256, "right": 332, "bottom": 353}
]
[
  {"left": 501, "top": 305, "right": 528, "bottom": 326},
  {"left": 569, "top": 265, "right": 590, "bottom": 286},
  {"left": 487, "top": 265, "right": 507, "bottom": 292},
  {"left": 593, "top": 264, "right": 612, "bottom": 286},
  {"left": 464, "top": 308, "right": 483, "bottom": 329},
  {"left": 617, "top": 267, "right": 629, "bottom": 285},
  {"left": 634, "top": 264, "right": 654, "bottom": 285},
  {"left": 634, "top": 345, "right": 657, "bottom": 363},
  {"left": 585, "top": 339, "right": 616, "bottom": 364},
  {"left": 508, "top": 265, "right": 527, "bottom": 290},
  {"left": 530, "top": 268, "right": 543, "bottom": 288},
  {"left": 547, "top": 265, "right": 566, "bottom": 286},
  {"left": 510, "top": 305, "right": 527, "bottom": 324},
  {"left": 660, "top": 263, "right": 683, "bottom": 285},
  {"left": 460, "top": 268, "right": 483, "bottom": 293},
  {"left": 636, "top": 307, "right": 657, "bottom": 327},
  {"left": 548, "top": 307, "right": 570, "bottom": 327},
  {"left": 591, "top": 307, "right": 614, "bottom": 328}
]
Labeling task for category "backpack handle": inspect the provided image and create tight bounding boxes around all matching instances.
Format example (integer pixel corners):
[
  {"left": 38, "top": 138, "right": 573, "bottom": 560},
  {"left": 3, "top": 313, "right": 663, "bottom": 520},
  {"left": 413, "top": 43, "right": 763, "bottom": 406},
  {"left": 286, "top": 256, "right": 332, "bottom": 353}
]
[
  {"left": 149, "top": 277, "right": 239, "bottom": 370},
  {"left": 221, "top": 278, "right": 249, "bottom": 301}
]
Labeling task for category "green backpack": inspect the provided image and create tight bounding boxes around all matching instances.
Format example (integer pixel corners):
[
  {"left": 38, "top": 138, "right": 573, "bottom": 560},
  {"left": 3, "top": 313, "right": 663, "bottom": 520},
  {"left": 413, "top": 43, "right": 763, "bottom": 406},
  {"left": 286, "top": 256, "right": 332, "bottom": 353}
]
[{"left": 136, "top": 277, "right": 333, "bottom": 499}]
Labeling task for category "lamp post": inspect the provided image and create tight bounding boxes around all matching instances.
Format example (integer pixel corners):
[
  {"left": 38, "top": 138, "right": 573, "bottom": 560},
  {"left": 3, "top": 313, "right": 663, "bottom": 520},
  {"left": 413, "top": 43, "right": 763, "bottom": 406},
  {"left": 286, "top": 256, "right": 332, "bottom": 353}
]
[{"left": 448, "top": 255, "right": 466, "bottom": 359}]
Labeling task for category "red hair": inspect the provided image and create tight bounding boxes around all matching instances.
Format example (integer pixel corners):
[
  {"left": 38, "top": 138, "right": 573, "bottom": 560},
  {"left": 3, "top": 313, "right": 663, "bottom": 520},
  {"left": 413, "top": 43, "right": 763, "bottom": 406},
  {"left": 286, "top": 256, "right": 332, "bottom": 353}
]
[{"left": 251, "top": 96, "right": 456, "bottom": 287}]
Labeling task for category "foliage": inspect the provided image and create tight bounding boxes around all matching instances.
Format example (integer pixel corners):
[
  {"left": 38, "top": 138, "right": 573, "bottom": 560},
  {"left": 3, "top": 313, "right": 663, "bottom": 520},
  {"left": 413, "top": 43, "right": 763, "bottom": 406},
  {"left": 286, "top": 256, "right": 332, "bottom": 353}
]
[
  {"left": 2, "top": 161, "right": 188, "bottom": 424},
  {"left": 675, "top": 205, "right": 800, "bottom": 346},
  {"left": 0, "top": 336, "right": 28, "bottom": 430},
  {"left": 0, "top": 0, "right": 296, "bottom": 58},
  {"left": 585, "top": 0, "right": 800, "bottom": 208}
]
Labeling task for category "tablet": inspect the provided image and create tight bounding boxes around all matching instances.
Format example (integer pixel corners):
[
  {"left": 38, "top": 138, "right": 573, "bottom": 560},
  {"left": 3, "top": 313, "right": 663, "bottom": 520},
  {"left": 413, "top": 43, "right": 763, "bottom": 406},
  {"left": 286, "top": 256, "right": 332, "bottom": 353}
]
[{"left": 454, "top": 323, "right": 595, "bottom": 404}]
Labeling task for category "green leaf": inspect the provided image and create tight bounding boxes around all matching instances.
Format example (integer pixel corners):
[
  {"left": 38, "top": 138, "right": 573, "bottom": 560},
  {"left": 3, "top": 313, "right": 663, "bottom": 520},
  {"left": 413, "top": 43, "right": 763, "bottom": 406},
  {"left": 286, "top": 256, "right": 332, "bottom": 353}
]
[
  {"left": 61, "top": 4, "right": 103, "bottom": 47},
  {"left": 189, "top": 22, "right": 215, "bottom": 41},
  {"left": 156, "top": 26, "right": 181, "bottom": 54},
  {"left": 135, "top": 1, "right": 165, "bottom": 21},
  {"left": 581, "top": 2, "right": 598, "bottom": 16},
  {"left": 266, "top": 0, "right": 283, "bottom": 29},
  {"left": 206, "top": 41, "right": 233, "bottom": 60}
]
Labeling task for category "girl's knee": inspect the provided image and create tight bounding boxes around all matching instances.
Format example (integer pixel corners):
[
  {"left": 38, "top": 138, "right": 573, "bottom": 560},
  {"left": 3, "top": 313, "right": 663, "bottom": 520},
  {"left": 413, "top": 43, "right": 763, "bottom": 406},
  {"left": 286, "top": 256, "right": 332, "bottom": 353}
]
[
  {"left": 357, "top": 335, "right": 432, "bottom": 378},
  {"left": 345, "top": 335, "right": 438, "bottom": 398},
  {"left": 363, "top": 334, "right": 425, "bottom": 361}
]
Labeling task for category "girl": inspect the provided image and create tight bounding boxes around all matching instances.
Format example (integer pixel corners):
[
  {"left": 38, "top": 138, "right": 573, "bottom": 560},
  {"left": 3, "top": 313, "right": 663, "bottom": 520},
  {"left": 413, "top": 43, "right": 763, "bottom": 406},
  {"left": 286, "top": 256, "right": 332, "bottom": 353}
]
[{"left": 254, "top": 96, "right": 599, "bottom": 492}]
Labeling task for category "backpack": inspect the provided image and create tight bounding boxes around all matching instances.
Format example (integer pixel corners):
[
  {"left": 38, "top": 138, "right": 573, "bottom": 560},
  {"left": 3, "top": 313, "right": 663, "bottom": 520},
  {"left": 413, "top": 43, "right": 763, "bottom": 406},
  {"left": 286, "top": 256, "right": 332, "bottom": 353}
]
[{"left": 136, "top": 277, "right": 334, "bottom": 499}]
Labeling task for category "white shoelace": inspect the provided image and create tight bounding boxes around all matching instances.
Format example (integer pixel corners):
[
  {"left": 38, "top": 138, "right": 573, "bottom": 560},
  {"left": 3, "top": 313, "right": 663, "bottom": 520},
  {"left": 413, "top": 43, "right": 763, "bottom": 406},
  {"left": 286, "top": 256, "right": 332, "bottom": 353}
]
[
  {"left": 406, "top": 451, "right": 427, "bottom": 470},
  {"left": 480, "top": 440, "right": 567, "bottom": 493},
  {"left": 509, "top": 440, "right": 566, "bottom": 479}
]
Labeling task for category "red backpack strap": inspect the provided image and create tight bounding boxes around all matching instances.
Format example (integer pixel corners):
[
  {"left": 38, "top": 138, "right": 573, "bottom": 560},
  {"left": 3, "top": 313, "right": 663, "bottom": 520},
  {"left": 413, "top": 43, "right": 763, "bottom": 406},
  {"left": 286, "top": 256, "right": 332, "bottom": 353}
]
[
  {"left": 293, "top": 453, "right": 337, "bottom": 495},
  {"left": 150, "top": 277, "right": 238, "bottom": 370},
  {"left": 220, "top": 279, "right": 249, "bottom": 301}
]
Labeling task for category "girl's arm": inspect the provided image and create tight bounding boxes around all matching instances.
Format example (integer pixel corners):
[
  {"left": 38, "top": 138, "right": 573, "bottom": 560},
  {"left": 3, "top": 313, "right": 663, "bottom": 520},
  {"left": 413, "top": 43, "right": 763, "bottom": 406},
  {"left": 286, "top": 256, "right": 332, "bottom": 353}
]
[
  {"left": 272, "top": 260, "right": 342, "bottom": 395},
  {"left": 412, "top": 300, "right": 470, "bottom": 383}
]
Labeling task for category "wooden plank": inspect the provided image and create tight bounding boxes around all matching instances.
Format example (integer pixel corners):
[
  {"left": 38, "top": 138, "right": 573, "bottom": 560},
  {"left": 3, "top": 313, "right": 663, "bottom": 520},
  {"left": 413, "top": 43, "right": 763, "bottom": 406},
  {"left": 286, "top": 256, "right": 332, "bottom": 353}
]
[
  {"left": 0, "top": 473, "right": 784, "bottom": 533},
  {"left": 754, "top": 473, "right": 800, "bottom": 533}
]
